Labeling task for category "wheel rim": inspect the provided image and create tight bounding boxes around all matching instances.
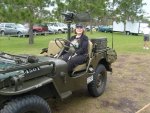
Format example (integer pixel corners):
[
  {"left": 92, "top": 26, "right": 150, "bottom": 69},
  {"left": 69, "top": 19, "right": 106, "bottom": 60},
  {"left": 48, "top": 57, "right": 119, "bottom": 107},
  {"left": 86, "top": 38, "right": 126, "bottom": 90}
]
[
  {"left": 58, "top": 30, "right": 62, "bottom": 33},
  {"left": 96, "top": 72, "right": 105, "bottom": 88},
  {"left": 34, "top": 31, "right": 37, "bottom": 35},
  {"left": 24, "top": 110, "right": 40, "bottom": 113},
  {"left": 18, "top": 32, "right": 22, "bottom": 37},
  {"left": 1, "top": 31, "right": 4, "bottom": 36},
  {"left": 25, "top": 111, "right": 35, "bottom": 113}
]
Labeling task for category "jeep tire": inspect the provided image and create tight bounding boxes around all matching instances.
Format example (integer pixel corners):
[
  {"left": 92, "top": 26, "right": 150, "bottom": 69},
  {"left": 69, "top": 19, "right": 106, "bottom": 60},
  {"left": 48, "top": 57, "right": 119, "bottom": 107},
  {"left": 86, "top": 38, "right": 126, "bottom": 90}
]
[
  {"left": 0, "top": 95, "right": 51, "bottom": 113},
  {"left": 88, "top": 64, "right": 107, "bottom": 97}
]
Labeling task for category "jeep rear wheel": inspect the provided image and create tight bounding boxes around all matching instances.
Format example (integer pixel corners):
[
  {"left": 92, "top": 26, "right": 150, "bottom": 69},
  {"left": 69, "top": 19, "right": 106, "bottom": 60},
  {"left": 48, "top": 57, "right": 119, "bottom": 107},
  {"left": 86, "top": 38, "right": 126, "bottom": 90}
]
[
  {"left": 0, "top": 95, "right": 51, "bottom": 113},
  {"left": 88, "top": 64, "right": 107, "bottom": 97}
]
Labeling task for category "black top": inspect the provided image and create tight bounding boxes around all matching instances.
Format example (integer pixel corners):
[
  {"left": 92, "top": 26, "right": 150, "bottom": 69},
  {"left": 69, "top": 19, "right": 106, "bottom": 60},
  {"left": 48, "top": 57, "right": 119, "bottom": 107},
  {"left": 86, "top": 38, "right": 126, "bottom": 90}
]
[{"left": 69, "top": 34, "right": 88, "bottom": 55}]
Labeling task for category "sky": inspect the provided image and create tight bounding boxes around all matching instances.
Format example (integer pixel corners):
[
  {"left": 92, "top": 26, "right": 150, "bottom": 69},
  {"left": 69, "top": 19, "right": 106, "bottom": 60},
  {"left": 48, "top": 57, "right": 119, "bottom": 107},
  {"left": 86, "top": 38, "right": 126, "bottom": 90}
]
[{"left": 142, "top": 0, "right": 150, "bottom": 18}]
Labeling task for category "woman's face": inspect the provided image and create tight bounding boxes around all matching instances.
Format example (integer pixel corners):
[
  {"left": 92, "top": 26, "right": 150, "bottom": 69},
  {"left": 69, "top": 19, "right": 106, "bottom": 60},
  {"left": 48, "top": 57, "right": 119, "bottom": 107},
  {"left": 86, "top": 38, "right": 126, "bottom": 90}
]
[{"left": 75, "top": 27, "right": 84, "bottom": 34}]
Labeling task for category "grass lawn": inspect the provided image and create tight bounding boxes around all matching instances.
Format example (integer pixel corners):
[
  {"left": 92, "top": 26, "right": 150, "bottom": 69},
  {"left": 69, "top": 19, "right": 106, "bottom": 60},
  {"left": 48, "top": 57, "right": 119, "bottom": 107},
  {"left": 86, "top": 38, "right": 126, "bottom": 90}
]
[
  {"left": 0, "top": 31, "right": 150, "bottom": 55},
  {"left": 1, "top": 32, "right": 150, "bottom": 113}
]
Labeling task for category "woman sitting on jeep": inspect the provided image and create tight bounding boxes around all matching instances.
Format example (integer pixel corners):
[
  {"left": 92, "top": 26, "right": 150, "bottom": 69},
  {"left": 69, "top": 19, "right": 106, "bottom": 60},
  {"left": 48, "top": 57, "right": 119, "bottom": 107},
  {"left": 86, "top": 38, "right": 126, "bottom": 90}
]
[{"left": 62, "top": 24, "right": 89, "bottom": 74}]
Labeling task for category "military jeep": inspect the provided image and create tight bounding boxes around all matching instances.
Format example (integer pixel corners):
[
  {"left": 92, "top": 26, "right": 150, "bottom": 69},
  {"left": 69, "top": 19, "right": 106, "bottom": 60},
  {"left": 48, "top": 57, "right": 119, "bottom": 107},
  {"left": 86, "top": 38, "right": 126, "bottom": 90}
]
[
  {"left": 0, "top": 36, "right": 117, "bottom": 113},
  {"left": 0, "top": 12, "right": 117, "bottom": 113}
]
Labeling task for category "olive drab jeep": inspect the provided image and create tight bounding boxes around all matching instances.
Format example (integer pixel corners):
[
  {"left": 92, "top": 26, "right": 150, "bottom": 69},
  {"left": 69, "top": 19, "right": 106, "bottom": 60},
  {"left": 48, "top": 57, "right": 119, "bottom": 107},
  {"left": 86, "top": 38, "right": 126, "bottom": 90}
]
[{"left": 0, "top": 12, "right": 117, "bottom": 113}]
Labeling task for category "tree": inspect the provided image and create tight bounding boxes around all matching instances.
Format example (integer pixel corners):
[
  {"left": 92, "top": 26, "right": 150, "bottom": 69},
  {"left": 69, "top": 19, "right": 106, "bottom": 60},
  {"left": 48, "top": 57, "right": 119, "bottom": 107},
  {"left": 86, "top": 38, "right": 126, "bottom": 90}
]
[
  {"left": 0, "top": 0, "right": 51, "bottom": 44},
  {"left": 113, "top": 0, "right": 144, "bottom": 32},
  {"left": 54, "top": 0, "right": 108, "bottom": 30}
]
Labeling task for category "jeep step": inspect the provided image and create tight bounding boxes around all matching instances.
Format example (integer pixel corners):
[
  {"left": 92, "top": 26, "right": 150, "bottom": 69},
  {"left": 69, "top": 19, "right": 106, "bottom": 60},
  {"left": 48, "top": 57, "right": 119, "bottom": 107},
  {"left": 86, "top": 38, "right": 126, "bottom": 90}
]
[{"left": 60, "top": 91, "right": 72, "bottom": 99}]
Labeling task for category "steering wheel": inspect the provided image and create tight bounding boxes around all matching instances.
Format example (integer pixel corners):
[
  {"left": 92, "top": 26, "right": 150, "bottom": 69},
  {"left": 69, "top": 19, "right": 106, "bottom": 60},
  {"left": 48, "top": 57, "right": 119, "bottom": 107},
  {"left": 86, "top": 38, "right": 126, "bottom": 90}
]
[
  {"left": 55, "top": 38, "right": 76, "bottom": 52},
  {"left": 54, "top": 38, "right": 77, "bottom": 58}
]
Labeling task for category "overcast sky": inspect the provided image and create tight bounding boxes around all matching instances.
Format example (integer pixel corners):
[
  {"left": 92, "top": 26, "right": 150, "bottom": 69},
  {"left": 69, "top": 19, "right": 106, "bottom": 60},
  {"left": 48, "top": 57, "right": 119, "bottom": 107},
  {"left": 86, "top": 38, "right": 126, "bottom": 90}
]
[{"left": 142, "top": 0, "right": 150, "bottom": 17}]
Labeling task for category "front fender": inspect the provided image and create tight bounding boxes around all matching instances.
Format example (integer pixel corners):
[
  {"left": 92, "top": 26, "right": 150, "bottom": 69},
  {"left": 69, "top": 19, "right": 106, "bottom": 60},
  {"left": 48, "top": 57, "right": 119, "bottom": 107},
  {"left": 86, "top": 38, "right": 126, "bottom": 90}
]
[{"left": 0, "top": 76, "right": 53, "bottom": 96}]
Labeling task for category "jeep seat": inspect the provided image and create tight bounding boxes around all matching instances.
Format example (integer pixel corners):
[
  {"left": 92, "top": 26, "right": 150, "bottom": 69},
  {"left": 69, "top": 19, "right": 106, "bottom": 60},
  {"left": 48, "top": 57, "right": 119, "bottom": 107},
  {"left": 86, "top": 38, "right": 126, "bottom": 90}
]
[
  {"left": 47, "top": 40, "right": 93, "bottom": 72},
  {"left": 47, "top": 41, "right": 63, "bottom": 56},
  {"left": 72, "top": 40, "right": 93, "bottom": 73}
]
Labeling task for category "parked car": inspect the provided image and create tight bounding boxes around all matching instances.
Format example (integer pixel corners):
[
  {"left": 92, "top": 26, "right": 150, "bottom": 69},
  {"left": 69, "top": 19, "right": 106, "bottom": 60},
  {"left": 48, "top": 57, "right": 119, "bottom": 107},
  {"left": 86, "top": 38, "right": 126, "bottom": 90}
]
[
  {"left": 85, "top": 25, "right": 91, "bottom": 31},
  {"left": 93, "top": 26, "right": 99, "bottom": 31},
  {"left": 47, "top": 26, "right": 58, "bottom": 34},
  {"left": 85, "top": 25, "right": 98, "bottom": 32},
  {"left": 47, "top": 22, "right": 68, "bottom": 33},
  {"left": 70, "top": 24, "right": 76, "bottom": 32},
  {"left": 16, "top": 24, "right": 29, "bottom": 37},
  {"left": 0, "top": 23, "right": 29, "bottom": 37},
  {"left": 32, "top": 24, "right": 49, "bottom": 35},
  {"left": 98, "top": 25, "right": 113, "bottom": 33}
]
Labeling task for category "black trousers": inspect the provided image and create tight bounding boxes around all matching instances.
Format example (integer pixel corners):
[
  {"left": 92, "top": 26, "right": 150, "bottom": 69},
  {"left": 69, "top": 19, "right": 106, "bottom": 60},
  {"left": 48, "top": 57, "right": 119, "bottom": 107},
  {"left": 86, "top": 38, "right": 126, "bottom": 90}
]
[{"left": 62, "top": 53, "right": 87, "bottom": 73}]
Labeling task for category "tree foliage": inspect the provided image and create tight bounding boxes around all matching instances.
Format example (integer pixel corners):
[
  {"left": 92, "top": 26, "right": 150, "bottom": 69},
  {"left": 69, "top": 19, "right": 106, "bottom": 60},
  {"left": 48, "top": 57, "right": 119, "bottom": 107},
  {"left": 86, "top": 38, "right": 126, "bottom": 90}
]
[
  {"left": 106, "top": 0, "right": 144, "bottom": 32},
  {"left": 55, "top": 0, "right": 108, "bottom": 23},
  {"left": 0, "top": 0, "right": 51, "bottom": 44},
  {"left": 0, "top": 0, "right": 147, "bottom": 43},
  {"left": 113, "top": 0, "right": 144, "bottom": 22}
]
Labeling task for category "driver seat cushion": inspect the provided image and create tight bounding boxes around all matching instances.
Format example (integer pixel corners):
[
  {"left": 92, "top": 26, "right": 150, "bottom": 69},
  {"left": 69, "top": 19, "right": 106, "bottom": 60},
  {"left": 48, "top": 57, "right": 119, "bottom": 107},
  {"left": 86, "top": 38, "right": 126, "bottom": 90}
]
[
  {"left": 48, "top": 40, "right": 63, "bottom": 55},
  {"left": 73, "top": 40, "right": 93, "bottom": 72}
]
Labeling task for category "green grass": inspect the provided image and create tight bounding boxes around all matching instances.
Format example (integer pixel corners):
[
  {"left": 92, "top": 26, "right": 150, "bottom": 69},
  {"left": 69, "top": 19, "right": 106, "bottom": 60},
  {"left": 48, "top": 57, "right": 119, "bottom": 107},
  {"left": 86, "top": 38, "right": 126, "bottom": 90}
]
[{"left": 0, "top": 32, "right": 150, "bottom": 55}]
